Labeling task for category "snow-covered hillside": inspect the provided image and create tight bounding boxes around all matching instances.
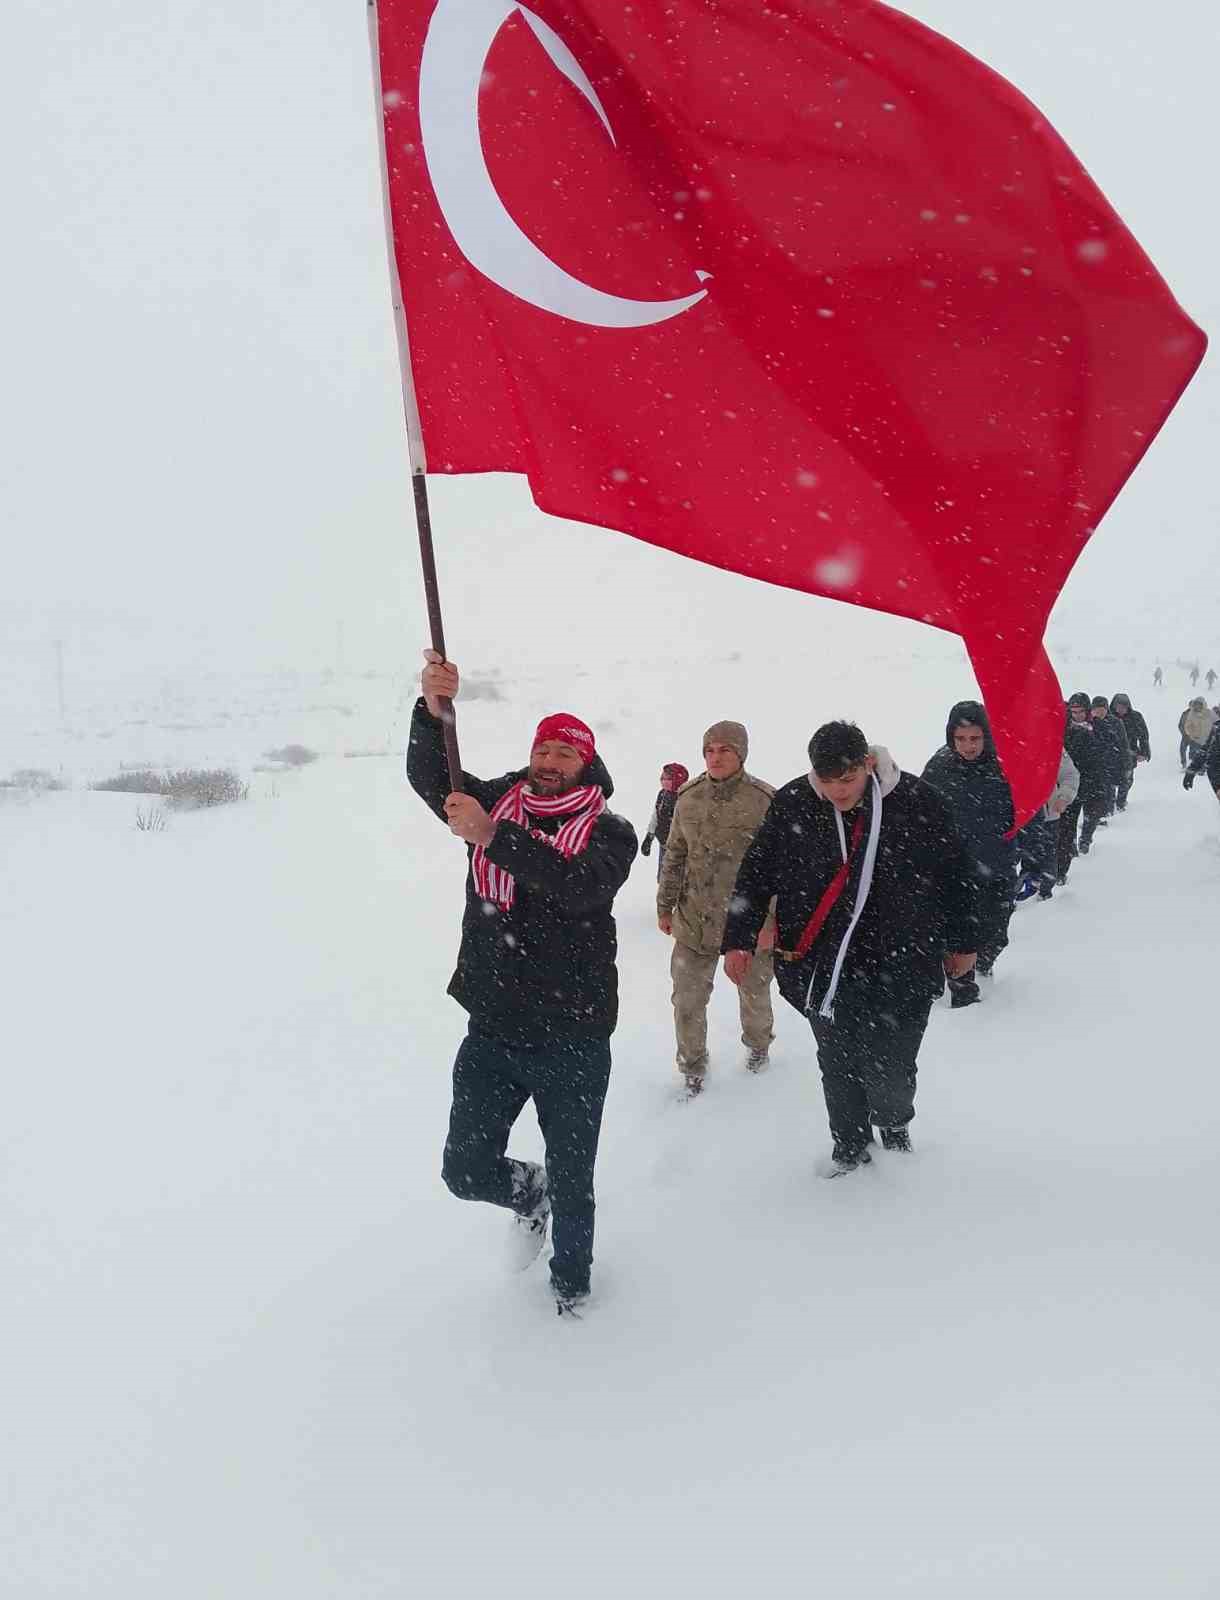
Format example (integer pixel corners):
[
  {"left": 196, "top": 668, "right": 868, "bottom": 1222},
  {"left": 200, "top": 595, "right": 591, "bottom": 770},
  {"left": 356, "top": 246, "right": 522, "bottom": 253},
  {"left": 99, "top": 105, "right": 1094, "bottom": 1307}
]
[{"left": 3, "top": 649, "right": 1217, "bottom": 1598}]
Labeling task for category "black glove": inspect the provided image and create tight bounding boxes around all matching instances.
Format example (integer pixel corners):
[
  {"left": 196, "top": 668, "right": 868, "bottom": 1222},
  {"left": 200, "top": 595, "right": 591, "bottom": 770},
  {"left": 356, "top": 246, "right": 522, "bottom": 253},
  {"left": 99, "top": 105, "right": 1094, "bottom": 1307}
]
[
  {"left": 1183, "top": 771, "right": 1195, "bottom": 790},
  {"left": 641, "top": 834, "right": 653, "bottom": 856}
]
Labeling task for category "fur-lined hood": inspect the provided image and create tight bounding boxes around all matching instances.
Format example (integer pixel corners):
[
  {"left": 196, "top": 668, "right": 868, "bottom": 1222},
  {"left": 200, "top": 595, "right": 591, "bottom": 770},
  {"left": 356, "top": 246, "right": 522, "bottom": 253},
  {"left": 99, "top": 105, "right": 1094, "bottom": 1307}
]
[{"left": 808, "top": 744, "right": 901, "bottom": 800}]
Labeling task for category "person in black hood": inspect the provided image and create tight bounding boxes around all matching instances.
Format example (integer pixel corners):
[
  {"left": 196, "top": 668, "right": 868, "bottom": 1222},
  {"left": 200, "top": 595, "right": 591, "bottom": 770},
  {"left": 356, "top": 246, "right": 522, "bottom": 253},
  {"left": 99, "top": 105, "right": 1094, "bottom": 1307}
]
[
  {"left": 1058, "top": 694, "right": 1107, "bottom": 879},
  {"left": 722, "top": 721, "right": 978, "bottom": 1176},
  {"left": 1090, "top": 696, "right": 1131, "bottom": 821},
  {"left": 920, "top": 702, "right": 1017, "bottom": 1006},
  {"left": 1109, "top": 693, "right": 1149, "bottom": 811},
  {"left": 407, "top": 649, "right": 637, "bottom": 1316}
]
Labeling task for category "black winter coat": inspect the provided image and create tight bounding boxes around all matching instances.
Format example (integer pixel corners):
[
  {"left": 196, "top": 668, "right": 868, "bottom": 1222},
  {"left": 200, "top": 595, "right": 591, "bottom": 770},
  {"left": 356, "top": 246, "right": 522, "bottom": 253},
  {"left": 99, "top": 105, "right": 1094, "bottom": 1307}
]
[
  {"left": 722, "top": 770, "right": 980, "bottom": 1023},
  {"left": 1091, "top": 713, "right": 1130, "bottom": 786},
  {"left": 920, "top": 707, "right": 1017, "bottom": 879},
  {"left": 1111, "top": 698, "right": 1150, "bottom": 763},
  {"left": 1188, "top": 723, "right": 1220, "bottom": 790},
  {"left": 646, "top": 788, "right": 678, "bottom": 849},
  {"left": 407, "top": 700, "right": 638, "bottom": 1044},
  {"left": 1064, "top": 721, "right": 1107, "bottom": 806}
]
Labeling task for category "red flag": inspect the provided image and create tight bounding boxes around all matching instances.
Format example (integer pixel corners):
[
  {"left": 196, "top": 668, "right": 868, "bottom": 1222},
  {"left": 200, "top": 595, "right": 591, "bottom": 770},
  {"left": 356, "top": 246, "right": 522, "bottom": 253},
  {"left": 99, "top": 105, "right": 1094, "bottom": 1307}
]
[{"left": 371, "top": 0, "right": 1205, "bottom": 822}]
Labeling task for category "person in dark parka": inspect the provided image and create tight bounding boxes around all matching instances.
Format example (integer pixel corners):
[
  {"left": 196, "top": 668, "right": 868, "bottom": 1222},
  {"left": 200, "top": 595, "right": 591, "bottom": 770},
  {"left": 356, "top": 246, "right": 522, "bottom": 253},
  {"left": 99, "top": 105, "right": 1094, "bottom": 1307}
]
[
  {"left": 1110, "top": 693, "right": 1150, "bottom": 811},
  {"left": 920, "top": 701, "right": 1017, "bottom": 1006},
  {"left": 1089, "top": 696, "right": 1130, "bottom": 820},
  {"left": 722, "top": 721, "right": 978, "bottom": 1176},
  {"left": 1058, "top": 695, "right": 1107, "bottom": 874},
  {"left": 407, "top": 649, "right": 637, "bottom": 1316}
]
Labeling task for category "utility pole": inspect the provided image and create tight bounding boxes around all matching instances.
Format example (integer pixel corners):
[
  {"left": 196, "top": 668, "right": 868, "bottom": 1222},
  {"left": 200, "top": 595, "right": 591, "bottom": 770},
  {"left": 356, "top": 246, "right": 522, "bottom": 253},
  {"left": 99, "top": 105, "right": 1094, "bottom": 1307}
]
[{"left": 54, "top": 639, "right": 66, "bottom": 725}]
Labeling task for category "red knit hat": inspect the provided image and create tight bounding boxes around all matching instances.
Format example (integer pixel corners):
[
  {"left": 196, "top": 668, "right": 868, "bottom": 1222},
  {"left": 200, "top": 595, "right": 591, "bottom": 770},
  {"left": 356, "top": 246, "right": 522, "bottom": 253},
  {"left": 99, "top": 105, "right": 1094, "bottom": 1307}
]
[{"left": 532, "top": 713, "right": 596, "bottom": 765}]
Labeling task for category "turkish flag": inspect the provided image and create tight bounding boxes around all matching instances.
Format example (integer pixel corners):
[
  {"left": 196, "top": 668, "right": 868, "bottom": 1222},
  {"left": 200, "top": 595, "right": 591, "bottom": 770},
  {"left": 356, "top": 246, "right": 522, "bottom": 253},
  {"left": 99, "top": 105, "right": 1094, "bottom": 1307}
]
[{"left": 372, "top": 0, "right": 1204, "bottom": 823}]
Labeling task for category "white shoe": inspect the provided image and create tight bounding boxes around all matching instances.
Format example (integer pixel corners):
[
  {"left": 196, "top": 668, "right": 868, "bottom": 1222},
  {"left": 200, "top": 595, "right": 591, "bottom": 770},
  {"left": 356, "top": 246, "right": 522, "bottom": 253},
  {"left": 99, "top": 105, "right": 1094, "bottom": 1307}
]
[{"left": 509, "top": 1164, "right": 549, "bottom": 1270}]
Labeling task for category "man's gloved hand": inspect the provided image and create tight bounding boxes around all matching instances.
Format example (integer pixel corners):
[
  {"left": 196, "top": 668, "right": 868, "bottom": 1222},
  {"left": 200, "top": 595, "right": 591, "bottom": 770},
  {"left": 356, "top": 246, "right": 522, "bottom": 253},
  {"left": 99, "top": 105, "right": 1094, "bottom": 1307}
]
[
  {"left": 1183, "top": 771, "right": 1196, "bottom": 790},
  {"left": 641, "top": 835, "right": 652, "bottom": 857}
]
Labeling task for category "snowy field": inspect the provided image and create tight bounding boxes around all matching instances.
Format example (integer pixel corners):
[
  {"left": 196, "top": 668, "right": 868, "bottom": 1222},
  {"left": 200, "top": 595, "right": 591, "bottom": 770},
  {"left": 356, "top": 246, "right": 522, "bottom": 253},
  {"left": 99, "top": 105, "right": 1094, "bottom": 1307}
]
[{"left": 3, "top": 631, "right": 1217, "bottom": 1599}]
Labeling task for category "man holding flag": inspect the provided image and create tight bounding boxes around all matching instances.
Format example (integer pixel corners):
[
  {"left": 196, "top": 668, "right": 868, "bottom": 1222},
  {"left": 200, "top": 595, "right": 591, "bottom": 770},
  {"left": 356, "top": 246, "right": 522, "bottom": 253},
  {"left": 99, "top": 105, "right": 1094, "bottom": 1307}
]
[{"left": 407, "top": 650, "right": 637, "bottom": 1316}]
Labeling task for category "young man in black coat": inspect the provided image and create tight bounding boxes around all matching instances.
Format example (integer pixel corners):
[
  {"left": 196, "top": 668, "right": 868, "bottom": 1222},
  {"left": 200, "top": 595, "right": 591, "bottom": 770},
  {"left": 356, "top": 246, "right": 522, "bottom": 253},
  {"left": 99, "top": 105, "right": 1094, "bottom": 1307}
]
[
  {"left": 1089, "top": 696, "right": 1130, "bottom": 821},
  {"left": 920, "top": 701, "right": 1017, "bottom": 1006},
  {"left": 722, "top": 721, "right": 978, "bottom": 1176},
  {"left": 1058, "top": 694, "right": 1107, "bottom": 875},
  {"left": 1109, "top": 693, "right": 1150, "bottom": 811},
  {"left": 407, "top": 650, "right": 637, "bottom": 1315}
]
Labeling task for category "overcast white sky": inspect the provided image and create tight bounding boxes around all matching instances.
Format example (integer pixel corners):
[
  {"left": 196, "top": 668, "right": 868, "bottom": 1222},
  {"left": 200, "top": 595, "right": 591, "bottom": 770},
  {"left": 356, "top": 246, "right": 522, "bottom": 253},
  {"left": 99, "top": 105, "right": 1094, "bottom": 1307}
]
[{"left": 3, "top": 0, "right": 1215, "bottom": 693}]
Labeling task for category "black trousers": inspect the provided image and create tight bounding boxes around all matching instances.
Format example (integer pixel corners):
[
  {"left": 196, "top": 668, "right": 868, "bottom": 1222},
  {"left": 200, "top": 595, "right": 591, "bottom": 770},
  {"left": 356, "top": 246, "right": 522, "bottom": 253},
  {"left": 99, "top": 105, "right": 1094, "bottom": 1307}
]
[
  {"left": 810, "top": 989, "right": 932, "bottom": 1156},
  {"left": 1117, "top": 763, "right": 1135, "bottom": 809},
  {"left": 442, "top": 1028, "right": 612, "bottom": 1296},
  {"left": 1019, "top": 817, "right": 1057, "bottom": 889}
]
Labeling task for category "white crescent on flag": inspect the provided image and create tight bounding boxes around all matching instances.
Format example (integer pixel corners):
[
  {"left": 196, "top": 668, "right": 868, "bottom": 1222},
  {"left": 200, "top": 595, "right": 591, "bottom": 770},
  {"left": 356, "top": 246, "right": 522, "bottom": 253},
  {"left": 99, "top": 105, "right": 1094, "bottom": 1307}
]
[{"left": 417, "top": 0, "right": 710, "bottom": 328}]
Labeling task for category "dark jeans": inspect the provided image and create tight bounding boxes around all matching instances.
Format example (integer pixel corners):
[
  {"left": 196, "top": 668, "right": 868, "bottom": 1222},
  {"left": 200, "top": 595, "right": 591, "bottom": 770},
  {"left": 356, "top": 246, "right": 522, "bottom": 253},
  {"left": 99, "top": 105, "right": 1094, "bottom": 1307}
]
[
  {"left": 1057, "top": 798, "right": 1082, "bottom": 877},
  {"left": 1019, "top": 817, "right": 1057, "bottom": 889},
  {"left": 947, "top": 874, "right": 1014, "bottom": 1003},
  {"left": 1080, "top": 795, "right": 1108, "bottom": 848},
  {"left": 442, "top": 1029, "right": 612, "bottom": 1296},
  {"left": 810, "top": 989, "right": 932, "bottom": 1156},
  {"left": 1117, "top": 763, "right": 1135, "bottom": 809}
]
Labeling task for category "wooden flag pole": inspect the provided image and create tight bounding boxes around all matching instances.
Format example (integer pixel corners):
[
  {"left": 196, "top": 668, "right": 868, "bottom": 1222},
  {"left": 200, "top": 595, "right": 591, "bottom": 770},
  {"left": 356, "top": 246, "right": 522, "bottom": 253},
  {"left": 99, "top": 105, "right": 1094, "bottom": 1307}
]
[
  {"left": 412, "top": 469, "right": 464, "bottom": 792},
  {"left": 367, "top": 0, "right": 463, "bottom": 792}
]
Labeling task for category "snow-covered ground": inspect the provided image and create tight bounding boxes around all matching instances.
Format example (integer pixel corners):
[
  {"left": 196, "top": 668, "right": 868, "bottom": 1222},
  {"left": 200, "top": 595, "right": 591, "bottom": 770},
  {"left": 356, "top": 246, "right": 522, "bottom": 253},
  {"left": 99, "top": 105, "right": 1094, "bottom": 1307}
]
[{"left": 3, "top": 646, "right": 1217, "bottom": 1598}]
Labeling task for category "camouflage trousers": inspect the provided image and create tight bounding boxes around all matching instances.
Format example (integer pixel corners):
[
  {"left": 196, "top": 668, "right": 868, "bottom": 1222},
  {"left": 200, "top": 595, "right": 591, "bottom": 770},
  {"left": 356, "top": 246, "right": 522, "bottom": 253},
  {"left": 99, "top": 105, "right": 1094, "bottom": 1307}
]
[{"left": 670, "top": 941, "right": 775, "bottom": 1075}]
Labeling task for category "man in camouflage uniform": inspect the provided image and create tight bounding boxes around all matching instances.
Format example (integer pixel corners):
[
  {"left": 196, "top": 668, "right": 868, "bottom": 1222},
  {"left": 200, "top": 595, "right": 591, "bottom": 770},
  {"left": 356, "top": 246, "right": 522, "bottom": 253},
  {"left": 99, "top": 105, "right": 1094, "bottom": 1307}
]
[{"left": 657, "top": 721, "right": 775, "bottom": 1095}]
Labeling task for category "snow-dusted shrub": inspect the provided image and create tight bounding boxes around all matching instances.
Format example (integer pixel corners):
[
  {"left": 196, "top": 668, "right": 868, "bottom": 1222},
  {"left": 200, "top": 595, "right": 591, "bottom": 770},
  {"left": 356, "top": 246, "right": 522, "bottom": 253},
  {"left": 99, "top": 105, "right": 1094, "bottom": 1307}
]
[
  {"left": 93, "top": 770, "right": 168, "bottom": 795},
  {"left": 263, "top": 744, "right": 318, "bottom": 766},
  {"left": 4, "top": 768, "right": 68, "bottom": 792},
  {"left": 163, "top": 768, "right": 248, "bottom": 809},
  {"left": 134, "top": 807, "right": 168, "bottom": 833}
]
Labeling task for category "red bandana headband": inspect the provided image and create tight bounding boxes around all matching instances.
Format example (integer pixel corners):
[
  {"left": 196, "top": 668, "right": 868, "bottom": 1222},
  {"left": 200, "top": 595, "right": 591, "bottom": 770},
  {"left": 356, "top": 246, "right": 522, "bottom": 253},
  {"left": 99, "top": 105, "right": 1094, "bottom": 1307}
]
[{"left": 533, "top": 714, "right": 596, "bottom": 766}]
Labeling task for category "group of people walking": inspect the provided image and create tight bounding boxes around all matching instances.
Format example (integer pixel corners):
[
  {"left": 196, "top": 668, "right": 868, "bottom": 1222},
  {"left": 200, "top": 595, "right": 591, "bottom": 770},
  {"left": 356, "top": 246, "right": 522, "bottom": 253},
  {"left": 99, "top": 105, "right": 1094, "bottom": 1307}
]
[{"left": 408, "top": 649, "right": 1219, "bottom": 1317}]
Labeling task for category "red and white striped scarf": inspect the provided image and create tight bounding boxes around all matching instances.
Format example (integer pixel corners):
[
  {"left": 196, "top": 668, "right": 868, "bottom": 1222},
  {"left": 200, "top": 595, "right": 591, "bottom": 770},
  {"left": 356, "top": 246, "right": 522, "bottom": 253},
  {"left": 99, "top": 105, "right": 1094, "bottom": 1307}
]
[{"left": 471, "top": 780, "right": 606, "bottom": 911}]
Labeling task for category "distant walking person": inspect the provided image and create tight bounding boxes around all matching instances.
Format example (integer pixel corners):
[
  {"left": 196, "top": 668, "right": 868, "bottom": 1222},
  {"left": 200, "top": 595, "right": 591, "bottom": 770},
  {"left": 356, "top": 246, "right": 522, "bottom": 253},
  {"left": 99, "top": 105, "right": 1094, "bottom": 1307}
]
[
  {"left": 1058, "top": 696, "right": 1106, "bottom": 878},
  {"left": 1207, "top": 668, "right": 1218, "bottom": 693},
  {"left": 1110, "top": 693, "right": 1150, "bottom": 811},
  {"left": 920, "top": 702, "right": 1017, "bottom": 1006},
  {"left": 407, "top": 650, "right": 637, "bottom": 1317},
  {"left": 1190, "top": 664, "right": 1200, "bottom": 687},
  {"left": 723, "top": 721, "right": 977, "bottom": 1176},
  {"left": 641, "top": 762, "right": 688, "bottom": 880},
  {"left": 1089, "top": 696, "right": 1130, "bottom": 823},
  {"left": 657, "top": 723, "right": 776, "bottom": 1095},
  {"left": 1153, "top": 666, "right": 1163, "bottom": 689}
]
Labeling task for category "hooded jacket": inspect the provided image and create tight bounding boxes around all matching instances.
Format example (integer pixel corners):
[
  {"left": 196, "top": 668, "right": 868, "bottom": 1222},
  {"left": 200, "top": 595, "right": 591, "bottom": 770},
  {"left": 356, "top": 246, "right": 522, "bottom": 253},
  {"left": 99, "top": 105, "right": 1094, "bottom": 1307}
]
[
  {"left": 723, "top": 747, "right": 979, "bottom": 1022},
  {"left": 407, "top": 699, "right": 637, "bottom": 1043},
  {"left": 919, "top": 702, "right": 1017, "bottom": 878},
  {"left": 658, "top": 767, "right": 775, "bottom": 956},
  {"left": 1064, "top": 714, "right": 1107, "bottom": 806},
  {"left": 1110, "top": 694, "right": 1150, "bottom": 763},
  {"left": 1090, "top": 708, "right": 1130, "bottom": 787}
]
